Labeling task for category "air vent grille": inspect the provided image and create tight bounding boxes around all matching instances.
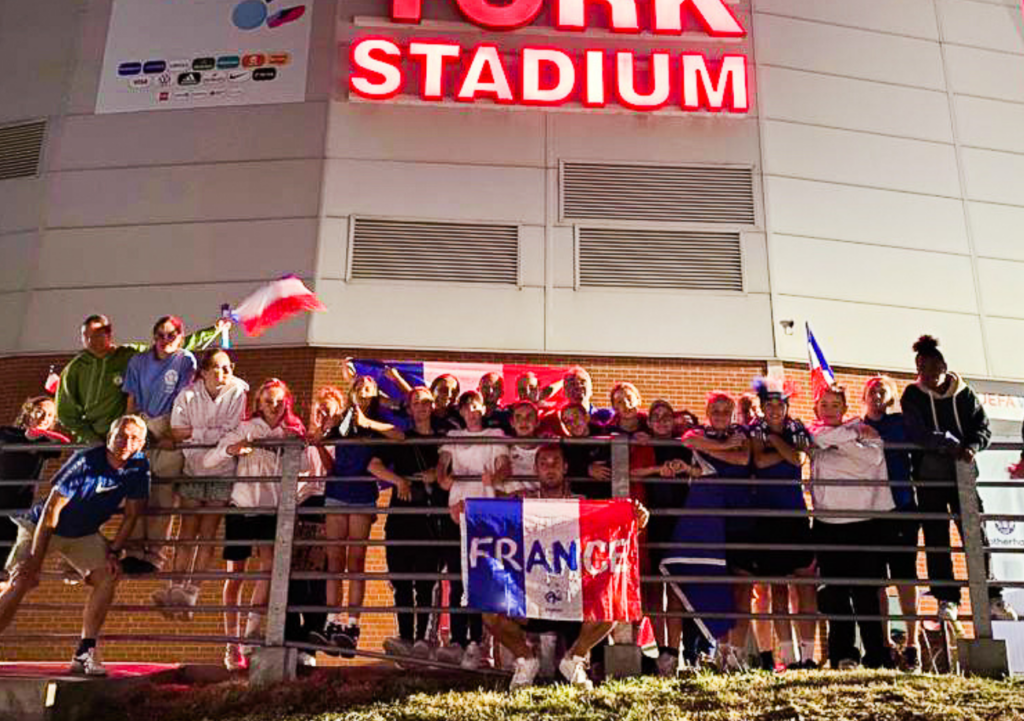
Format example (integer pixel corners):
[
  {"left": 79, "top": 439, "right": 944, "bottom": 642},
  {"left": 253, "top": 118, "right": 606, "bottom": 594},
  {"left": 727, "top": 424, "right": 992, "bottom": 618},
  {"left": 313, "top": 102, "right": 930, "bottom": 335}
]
[{"left": 0, "top": 121, "right": 45, "bottom": 181}]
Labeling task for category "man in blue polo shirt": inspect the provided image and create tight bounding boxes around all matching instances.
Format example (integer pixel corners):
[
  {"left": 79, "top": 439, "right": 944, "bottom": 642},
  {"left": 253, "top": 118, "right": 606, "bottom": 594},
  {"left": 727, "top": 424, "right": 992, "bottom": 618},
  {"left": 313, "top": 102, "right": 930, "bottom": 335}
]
[{"left": 0, "top": 415, "right": 150, "bottom": 676}]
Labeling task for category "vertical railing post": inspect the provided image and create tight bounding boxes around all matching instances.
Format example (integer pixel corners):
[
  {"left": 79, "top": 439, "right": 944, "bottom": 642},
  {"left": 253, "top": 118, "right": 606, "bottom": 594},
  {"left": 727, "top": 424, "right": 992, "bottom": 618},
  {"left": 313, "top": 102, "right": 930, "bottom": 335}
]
[
  {"left": 250, "top": 442, "right": 302, "bottom": 687},
  {"left": 605, "top": 436, "right": 642, "bottom": 677},
  {"left": 954, "top": 458, "right": 1008, "bottom": 677}
]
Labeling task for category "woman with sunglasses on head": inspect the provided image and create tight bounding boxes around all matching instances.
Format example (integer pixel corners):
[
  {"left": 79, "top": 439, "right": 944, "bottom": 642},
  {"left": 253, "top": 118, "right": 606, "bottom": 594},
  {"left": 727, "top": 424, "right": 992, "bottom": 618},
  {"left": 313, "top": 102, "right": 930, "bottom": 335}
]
[
  {"left": 0, "top": 396, "right": 70, "bottom": 575},
  {"left": 151, "top": 349, "right": 248, "bottom": 620},
  {"left": 310, "top": 375, "right": 404, "bottom": 656},
  {"left": 204, "top": 378, "right": 308, "bottom": 670}
]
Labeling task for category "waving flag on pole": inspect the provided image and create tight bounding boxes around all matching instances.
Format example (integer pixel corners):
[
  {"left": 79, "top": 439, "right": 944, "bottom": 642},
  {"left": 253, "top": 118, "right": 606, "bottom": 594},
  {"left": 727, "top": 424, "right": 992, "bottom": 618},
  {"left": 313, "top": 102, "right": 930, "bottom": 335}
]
[
  {"left": 806, "top": 322, "right": 836, "bottom": 399},
  {"left": 230, "top": 275, "right": 326, "bottom": 337},
  {"left": 44, "top": 365, "right": 61, "bottom": 395}
]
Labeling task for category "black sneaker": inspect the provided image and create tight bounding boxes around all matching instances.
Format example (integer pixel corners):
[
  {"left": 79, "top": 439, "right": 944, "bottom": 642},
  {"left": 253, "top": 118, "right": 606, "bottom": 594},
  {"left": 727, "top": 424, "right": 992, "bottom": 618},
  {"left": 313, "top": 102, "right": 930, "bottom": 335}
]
[
  {"left": 120, "top": 557, "right": 158, "bottom": 575},
  {"left": 310, "top": 621, "right": 346, "bottom": 657},
  {"left": 901, "top": 646, "right": 921, "bottom": 673},
  {"left": 333, "top": 624, "right": 361, "bottom": 658},
  {"left": 759, "top": 651, "right": 775, "bottom": 671}
]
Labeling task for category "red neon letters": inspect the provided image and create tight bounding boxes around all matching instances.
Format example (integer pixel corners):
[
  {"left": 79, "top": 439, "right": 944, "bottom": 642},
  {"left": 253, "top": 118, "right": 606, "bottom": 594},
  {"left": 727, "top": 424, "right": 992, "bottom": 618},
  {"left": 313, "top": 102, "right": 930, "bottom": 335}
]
[
  {"left": 390, "top": 0, "right": 746, "bottom": 36},
  {"left": 349, "top": 39, "right": 749, "bottom": 113}
]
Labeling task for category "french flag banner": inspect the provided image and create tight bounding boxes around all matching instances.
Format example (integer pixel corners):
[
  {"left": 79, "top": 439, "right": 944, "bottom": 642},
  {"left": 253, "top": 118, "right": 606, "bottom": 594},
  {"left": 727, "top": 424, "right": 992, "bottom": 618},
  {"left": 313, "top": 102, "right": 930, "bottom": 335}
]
[
  {"left": 806, "top": 322, "right": 836, "bottom": 399},
  {"left": 462, "top": 498, "right": 641, "bottom": 622},
  {"left": 230, "top": 275, "right": 326, "bottom": 337}
]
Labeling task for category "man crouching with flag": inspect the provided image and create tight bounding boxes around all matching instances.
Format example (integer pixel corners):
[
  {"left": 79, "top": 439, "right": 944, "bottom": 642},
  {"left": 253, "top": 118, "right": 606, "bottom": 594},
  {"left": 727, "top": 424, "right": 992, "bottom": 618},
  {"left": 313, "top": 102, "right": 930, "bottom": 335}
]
[{"left": 471, "top": 444, "right": 649, "bottom": 690}]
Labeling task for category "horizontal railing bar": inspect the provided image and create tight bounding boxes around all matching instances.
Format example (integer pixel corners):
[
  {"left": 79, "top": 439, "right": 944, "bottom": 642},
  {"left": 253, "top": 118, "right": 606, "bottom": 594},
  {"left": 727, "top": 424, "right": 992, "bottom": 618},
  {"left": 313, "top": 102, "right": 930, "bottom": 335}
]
[{"left": 288, "top": 640, "right": 511, "bottom": 676}]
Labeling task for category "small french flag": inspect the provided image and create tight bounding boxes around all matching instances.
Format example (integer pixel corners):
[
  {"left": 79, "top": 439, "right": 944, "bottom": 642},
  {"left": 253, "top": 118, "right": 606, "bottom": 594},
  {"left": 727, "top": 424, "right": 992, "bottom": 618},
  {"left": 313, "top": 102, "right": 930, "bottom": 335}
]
[
  {"left": 806, "top": 322, "right": 836, "bottom": 399},
  {"left": 230, "top": 275, "right": 326, "bottom": 337},
  {"left": 44, "top": 365, "right": 60, "bottom": 395},
  {"left": 463, "top": 498, "right": 641, "bottom": 622}
]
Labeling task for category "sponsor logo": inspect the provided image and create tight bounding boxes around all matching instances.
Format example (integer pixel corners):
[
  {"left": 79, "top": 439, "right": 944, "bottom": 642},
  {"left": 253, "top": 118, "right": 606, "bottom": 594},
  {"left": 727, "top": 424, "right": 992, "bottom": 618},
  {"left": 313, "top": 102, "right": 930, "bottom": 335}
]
[
  {"left": 192, "top": 57, "right": 216, "bottom": 71},
  {"left": 143, "top": 60, "right": 167, "bottom": 74},
  {"left": 192, "top": 90, "right": 211, "bottom": 100},
  {"left": 128, "top": 76, "right": 151, "bottom": 89},
  {"left": 217, "top": 55, "right": 241, "bottom": 69},
  {"left": 177, "top": 72, "right": 201, "bottom": 86},
  {"left": 209, "top": 88, "right": 227, "bottom": 98},
  {"left": 228, "top": 70, "right": 251, "bottom": 82},
  {"left": 996, "top": 520, "right": 1017, "bottom": 536},
  {"left": 242, "top": 53, "right": 266, "bottom": 68},
  {"left": 267, "top": 52, "right": 291, "bottom": 66},
  {"left": 173, "top": 90, "right": 190, "bottom": 101},
  {"left": 252, "top": 67, "right": 277, "bottom": 81},
  {"left": 168, "top": 59, "right": 190, "bottom": 71},
  {"left": 117, "top": 61, "right": 142, "bottom": 76},
  {"left": 157, "top": 91, "right": 170, "bottom": 102},
  {"left": 204, "top": 71, "right": 226, "bottom": 84},
  {"left": 156, "top": 72, "right": 173, "bottom": 87}
]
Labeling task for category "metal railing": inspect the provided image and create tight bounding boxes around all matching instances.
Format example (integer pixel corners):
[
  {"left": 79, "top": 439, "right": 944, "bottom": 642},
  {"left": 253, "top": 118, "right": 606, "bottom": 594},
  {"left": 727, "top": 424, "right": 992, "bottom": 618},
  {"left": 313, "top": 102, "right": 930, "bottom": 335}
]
[{"left": 0, "top": 434, "right": 1020, "bottom": 682}]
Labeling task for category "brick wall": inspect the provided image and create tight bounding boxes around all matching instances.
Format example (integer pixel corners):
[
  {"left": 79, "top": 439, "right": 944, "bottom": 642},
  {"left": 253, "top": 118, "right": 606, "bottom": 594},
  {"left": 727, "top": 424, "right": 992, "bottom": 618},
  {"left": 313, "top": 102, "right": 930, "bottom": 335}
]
[{"left": 0, "top": 347, "right": 972, "bottom": 664}]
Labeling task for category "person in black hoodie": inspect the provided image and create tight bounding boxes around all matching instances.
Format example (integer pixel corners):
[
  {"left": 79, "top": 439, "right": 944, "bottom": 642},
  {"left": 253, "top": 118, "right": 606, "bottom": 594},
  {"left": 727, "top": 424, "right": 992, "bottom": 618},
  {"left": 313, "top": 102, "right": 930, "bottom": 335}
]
[{"left": 900, "top": 335, "right": 1017, "bottom": 626}]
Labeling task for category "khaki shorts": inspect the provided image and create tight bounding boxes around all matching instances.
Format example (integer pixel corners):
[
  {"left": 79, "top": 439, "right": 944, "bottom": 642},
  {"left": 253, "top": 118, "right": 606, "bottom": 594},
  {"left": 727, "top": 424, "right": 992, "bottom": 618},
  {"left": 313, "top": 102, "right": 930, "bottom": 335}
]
[
  {"left": 144, "top": 414, "right": 184, "bottom": 479},
  {"left": 5, "top": 523, "right": 109, "bottom": 576}
]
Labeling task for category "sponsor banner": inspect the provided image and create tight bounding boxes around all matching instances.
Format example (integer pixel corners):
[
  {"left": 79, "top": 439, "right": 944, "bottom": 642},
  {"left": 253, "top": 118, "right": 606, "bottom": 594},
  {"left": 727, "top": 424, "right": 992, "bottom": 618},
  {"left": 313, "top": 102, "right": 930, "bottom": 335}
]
[
  {"left": 96, "top": 0, "right": 313, "bottom": 114},
  {"left": 462, "top": 498, "right": 641, "bottom": 622}
]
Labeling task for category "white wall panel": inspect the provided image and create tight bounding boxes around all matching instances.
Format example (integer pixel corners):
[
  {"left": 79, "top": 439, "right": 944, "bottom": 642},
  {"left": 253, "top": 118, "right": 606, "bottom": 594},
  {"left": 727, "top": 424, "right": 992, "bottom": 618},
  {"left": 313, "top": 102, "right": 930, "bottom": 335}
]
[
  {"left": 0, "top": 231, "right": 36, "bottom": 292},
  {"left": 327, "top": 103, "right": 546, "bottom": 167},
  {"left": 0, "top": 0, "right": 78, "bottom": 123},
  {"left": 0, "top": 177, "right": 44, "bottom": 234},
  {"left": 983, "top": 317, "right": 1024, "bottom": 379},
  {"left": 552, "top": 226, "right": 574, "bottom": 289},
  {"left": 550, "top": 113, "right": 761, "bottom": 167},
  {"left": 310, "top": 281, "right": 545, "bottom": 350},
  {"left": 0, "top": 292, "right": 27, "bottom": 352},
  {"left": 970, "top": 201, "right": 1024, "bottom": 261},
  {"left": 520, "top": 226, "right": 545, "bottom": 287},
  {"left": 767, "top": 177, "right": 969, "bottom": 253},
  {"left": 772, "top": 235, "right": 977, "bottom": 313},
  {"left": 773, "top": 295, "right": 987, "bottom": 375},
  {"left": 317, "top": 216, "right": 350, "bottom": 281},
  {"left": 938, "top": 0, "right": 1024, "bottom": 55},
  {"left": 20, "top": 282, "right": 309, "bottom": 353},
  {"left": 962, "top": 148, "right": 1024, "bottom": 206},
  {"left": 753, "top": 0, "right": 939, "bottom": 39},
  {"left": 742, "top": 233, "right": 770, "bottom": 294},
  {"left": 323, "top": 160, "right": 546, "bottom": 224},
  {"left": 46, "top": 160, "right": 322, "bottom": 228},
  {"left": 55, "top": 104, "right": 328, "bottom": 170},
  {"left": 956, "top": 95, "right": 1024, "bottom": 154},
  {"left": 754, "top": 14, "right": 946, "bottom": 90},
  {"left": 763, "top": 121, "right": 962, "bottom": 197},
  {"left": 978, "top": 258, "right": 1024, "bottom": 319},
  {"left": 548, "top": 289, "right": 774, "bottom": 357},
  {"left": 759, "top": 67, "right": 953, "bottom": 143},
  {"left": 944, "top": 45, "right": 1024, "bottom": 103},
  {"left": 34, "top": 220, "right": 318, "bottom": 288}
]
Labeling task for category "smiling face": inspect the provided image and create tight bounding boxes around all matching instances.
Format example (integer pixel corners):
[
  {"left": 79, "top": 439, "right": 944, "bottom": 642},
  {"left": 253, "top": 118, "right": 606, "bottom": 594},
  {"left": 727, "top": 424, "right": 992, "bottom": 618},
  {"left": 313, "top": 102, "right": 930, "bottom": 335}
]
[
  {"left": 408, "top": 388, "right": 434, "bottom": 426},
  {"left": 707, "top": 399, "right": 734, "bottom": 432},
  {"left": 312, "top": 392, "right": 343, "bottom": 432},
  {"left": 431, "top": 376, "right": 458, "bottom": 411},
  {"left": 649, "top": 403, "right": 675, "bottom": 438},
  {"left": 460, "top": 395, "right": 485, "bottom": 431},
  {"left": 815, "top": 390, "right": 847, "bottom": 427},
  {"left": 201, "top": 351, "right": 233, "bottom": 397},
  {"left": 560, "top": 404, "right": 590, "bottom": 438},
  {"left": 864, "top": 379, "right": 894, "bottom": 418},
  {"left": 563, "top": 370, "right": 591, "bottom": 405},
  {"left": 611, "top": 385, "right": 641, "bottom": 424},
  {"left": 511, "top": 403, "right": 539, "bottom": 438},
  {"left": 763, "top": 398, "right": 788, "bottom": 431},
  {"left": 351, "top": 376, "right": 377, "bottom": 410},
  {"left": 108, "top": 419, "right": 147, "bottom": 462},
  {"left": 478, "top": 373, "right": 504, "bottom": 407},
  {"left": 258, "top": 385, "right": 287, "bottom": 427},
  {"left": 26, "top": 398, "right": 56, "bottom": 431}
]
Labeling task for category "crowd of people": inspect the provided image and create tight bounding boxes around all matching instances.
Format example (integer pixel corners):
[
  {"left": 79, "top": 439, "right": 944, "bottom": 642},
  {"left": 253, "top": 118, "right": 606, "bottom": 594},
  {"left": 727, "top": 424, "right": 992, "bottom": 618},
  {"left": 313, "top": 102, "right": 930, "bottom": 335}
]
[{"left": 0, "top": 313, "right": 1018, "bottom": 688}]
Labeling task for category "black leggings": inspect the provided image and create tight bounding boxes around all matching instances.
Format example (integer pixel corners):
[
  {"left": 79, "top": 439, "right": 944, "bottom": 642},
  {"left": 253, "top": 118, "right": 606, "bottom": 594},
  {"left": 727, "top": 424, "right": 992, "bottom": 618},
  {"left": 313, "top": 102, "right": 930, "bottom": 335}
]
[
  {"left": 386, "top": 516, "right": 439, "bottom": 642},
  {"left": 438, "top": 517, "right": 483, "bottom": 646}
]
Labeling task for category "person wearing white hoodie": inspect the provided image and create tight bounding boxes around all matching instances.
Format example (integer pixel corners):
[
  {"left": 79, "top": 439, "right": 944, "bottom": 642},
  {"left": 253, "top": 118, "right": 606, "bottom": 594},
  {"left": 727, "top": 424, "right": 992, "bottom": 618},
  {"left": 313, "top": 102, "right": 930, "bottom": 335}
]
[
  {"left": 152, "top": 349, "right": 248, "bottom": 621},
  {"left": 809, "top": 385, "right": 893, "bottom": 670},
  {"left": 203, "top": 378, "right": 308, "bottom": 670}
]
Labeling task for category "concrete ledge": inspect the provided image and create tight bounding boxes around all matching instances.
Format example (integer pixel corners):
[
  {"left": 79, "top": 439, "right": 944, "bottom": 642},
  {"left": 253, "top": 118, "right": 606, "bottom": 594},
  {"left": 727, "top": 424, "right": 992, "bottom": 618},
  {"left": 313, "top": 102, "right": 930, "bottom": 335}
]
[{"left": 958, "top": 639, "right": 1010, "bottom": 679}]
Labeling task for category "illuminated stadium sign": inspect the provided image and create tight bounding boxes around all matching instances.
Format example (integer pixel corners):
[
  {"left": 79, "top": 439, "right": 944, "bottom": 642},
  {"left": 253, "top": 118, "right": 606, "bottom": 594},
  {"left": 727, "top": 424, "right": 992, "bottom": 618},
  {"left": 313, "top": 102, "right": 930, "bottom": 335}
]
[{"left": 349, "top": 0, "right": 750, "bottom": 112}]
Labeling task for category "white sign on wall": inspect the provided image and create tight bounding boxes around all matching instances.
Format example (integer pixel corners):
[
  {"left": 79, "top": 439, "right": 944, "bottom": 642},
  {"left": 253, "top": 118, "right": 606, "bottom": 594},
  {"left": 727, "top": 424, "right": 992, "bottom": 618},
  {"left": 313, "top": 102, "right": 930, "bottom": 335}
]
[{"left": 96, "top": 0, "right": 314, "bottom": 114}]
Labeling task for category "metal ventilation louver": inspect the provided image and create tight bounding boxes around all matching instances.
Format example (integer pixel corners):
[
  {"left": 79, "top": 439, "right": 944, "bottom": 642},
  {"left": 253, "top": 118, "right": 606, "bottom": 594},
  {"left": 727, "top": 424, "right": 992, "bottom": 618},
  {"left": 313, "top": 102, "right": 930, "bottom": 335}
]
[
  {"left": 0, "top": 121, "right": 45, "bottom": 181},
  {"left": 351, "top": 218, "right": 519, "bottom": 285},
  {"left": 578, "top": 227, "right": 743, "bottom": 291},
  {"left": 562, "top": 162, "right": 755, "bottom": 225}
]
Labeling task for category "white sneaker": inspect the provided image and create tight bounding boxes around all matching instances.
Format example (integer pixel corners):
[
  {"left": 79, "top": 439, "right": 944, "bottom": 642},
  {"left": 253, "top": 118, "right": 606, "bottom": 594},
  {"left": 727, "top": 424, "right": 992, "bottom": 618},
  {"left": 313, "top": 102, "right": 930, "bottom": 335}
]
[
  {"left": 656, "top": 650, "right": 679, "bottom": 677},
  {"left": 411, "top": 640, "right": 432, "bottom": 659},
  {"left": 436, "top": 643, "right": 464, "bottom": 665},
  {"left": 937, "top": 601, "right": 965, "bottom": 636},
  {"left": 296, "top": 651, "right": 318, "bottom": 667},
  {"left": 224, "top": 644, "right": 245, "bottom": 672},
  {"left": 69, "top": 647, "right": 107, "bottom": 677},
  {"left": 510, "top": 656, "right": 540, "bottom": 689},
  {"left": 558, "top": 654, "right": 593, "bottom": 690},
  {"left": 460, "top": 641, "right": 483, "bottom": 670},
  {"left": 383, "top": 637, "right": 413, "bottom": 657},
  {"left": 990, "top": 598, "right": 1019, "bottom": 621}
]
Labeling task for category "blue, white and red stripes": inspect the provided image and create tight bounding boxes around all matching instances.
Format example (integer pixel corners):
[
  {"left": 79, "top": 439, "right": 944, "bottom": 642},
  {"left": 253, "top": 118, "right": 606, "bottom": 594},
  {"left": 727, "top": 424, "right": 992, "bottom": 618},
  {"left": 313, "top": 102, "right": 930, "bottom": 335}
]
[
  {"left": 806, "top": 322, "right": 836, "bottom": 399},
  {"left": 462, "top": 498, "right": 641, "bottom": 622}
]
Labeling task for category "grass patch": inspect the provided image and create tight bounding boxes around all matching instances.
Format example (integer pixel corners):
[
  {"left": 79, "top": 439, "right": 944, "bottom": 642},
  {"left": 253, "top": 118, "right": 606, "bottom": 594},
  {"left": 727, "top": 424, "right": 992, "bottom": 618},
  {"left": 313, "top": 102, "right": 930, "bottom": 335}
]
[{"left": 97, "top": 668, "right": 1024, "bottom": 721}]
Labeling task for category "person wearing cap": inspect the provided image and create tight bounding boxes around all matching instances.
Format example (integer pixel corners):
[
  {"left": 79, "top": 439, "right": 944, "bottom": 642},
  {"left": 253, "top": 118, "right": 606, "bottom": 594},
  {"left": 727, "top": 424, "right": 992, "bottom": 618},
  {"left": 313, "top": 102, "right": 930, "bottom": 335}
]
[{"left": 0, "top": 415, "right": 150, "bottom": 676}]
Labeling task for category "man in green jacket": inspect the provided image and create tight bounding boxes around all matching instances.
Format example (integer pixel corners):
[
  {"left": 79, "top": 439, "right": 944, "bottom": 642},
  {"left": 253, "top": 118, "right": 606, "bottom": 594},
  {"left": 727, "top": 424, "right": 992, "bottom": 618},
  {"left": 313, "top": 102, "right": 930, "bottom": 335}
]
[{"left": 56, "top": 314, "right": 226, "bottom": 444}]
